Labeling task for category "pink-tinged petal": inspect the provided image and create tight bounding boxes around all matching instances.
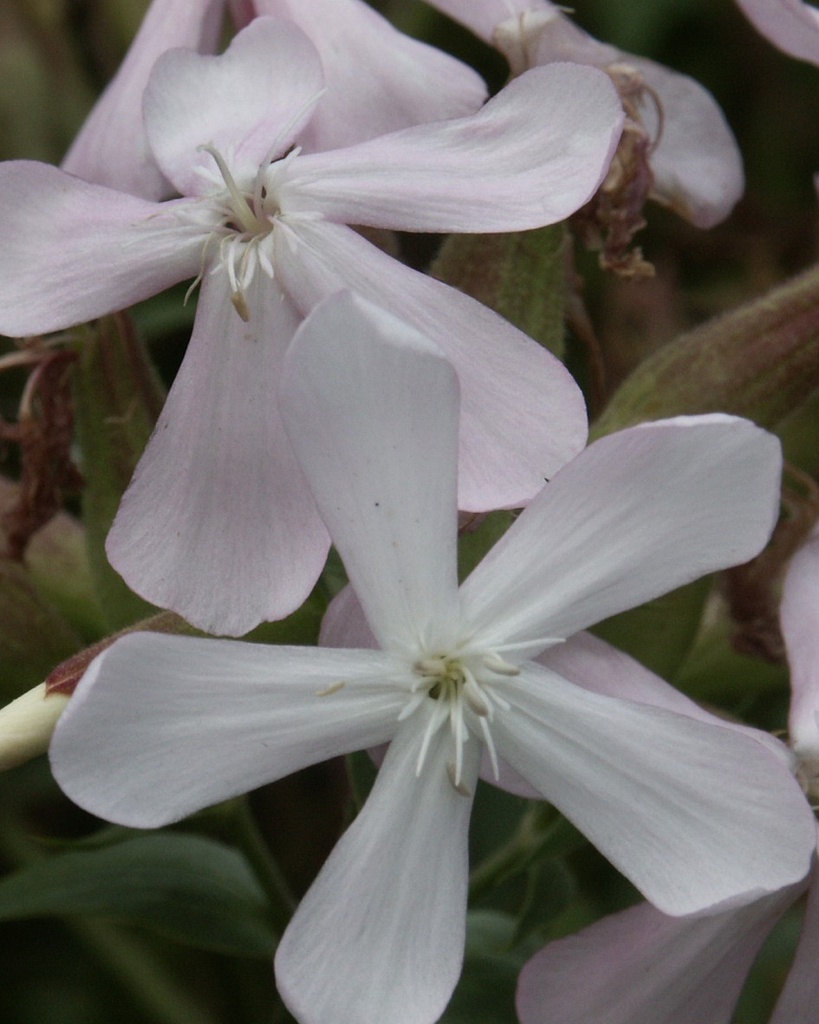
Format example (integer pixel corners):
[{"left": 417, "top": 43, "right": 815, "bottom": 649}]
[
  {"left": 736, "top": 0, "right": 819, "bottom": 66},
  {"left": 280, "top": 292, "right": 460, "bottom": 655},
  {"left": 434, "top": 2, "right": 743, "bottom": 227},
  {"left": 320, "top": 584, "right": 378, "bottom": 650},
  {"left": 625, "top": 56, "right": 743, "bottom": 228},
  {"left": 144, "top": 19, "right": 324, "bottom": 196},
  {"left": 275, "top": 220, "right": 588, "bottom": 509},
  {"left": 493, "top": 662, "right": 815, "bottom": 914},
  {"left": 252, "top": 0, "right": 486, "bottom": 149},
  {"left": 781, "top": 529, "right": 819, "bottom": 754},
  {"left": 50, "top": 632, "right": 405, "bottom": 828},
  {"left": 0, "top": 163, "right": 202, "bottom": 336},
  {"left": 280, "top": 64, "right": 623, "bottom": 232},
  {"left": 459, "top": 416, "right": 782, "bottom": 652},
  {"left": 423, "top": 0, "right": 522, "bottom": 42},
  {"left": 276, "top": 709, "right": 479, "bottom": 1024},
  {"left": 517, "top": 885, "right": 803, "bottom": 1024},
  {"left": 770, "top": 858, "right": 819, "bottom": 1024},
  {"left": 539, "top": 631, "right": 793, "bottom": 765},
  {"left": 62, "top": 0, "right": 225, "bottom": 199},
  {"left": 500, "top": 8, "right": 743, "bottom": 226},
  {"left": 106, "top": 270, "right": 328, "bottom": 637}
]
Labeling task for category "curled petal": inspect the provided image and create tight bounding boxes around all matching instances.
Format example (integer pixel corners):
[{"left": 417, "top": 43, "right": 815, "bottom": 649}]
[
  {"left": 493, "top": 662, "right": 815, "bottom": 914},
  {"left": 275, "top": 220, "right": 588, "bottom": 510},
  {"left": 281, "top": 64, "right": 623, "bottom": 232},
  {"left": 62, "top": 0, "right": 225, "bottom": 199},
  {"left": 50, "top": 632, "right": 406, "bottom": 827},
  {"left": 276, "top": 710, "right": 479, "bottom": 1024},
  {"left": 0, "top": 163, "right": 201, "bottom": 337},
  {"left": 107, "top": 270, "right": 329, "bottom": 637}
]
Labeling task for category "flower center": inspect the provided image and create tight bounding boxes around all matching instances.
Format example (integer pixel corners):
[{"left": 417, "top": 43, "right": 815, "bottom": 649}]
[
  {"left": 190, "top": 145, "right": 300, "bottom": 322},
  {"left": 402, "top": 651, "right": 518, "bottom": 797}
]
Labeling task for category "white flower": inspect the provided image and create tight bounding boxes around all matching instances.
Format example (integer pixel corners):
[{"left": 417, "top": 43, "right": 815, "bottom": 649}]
[{"left": 50, "top": 293, "right": 815, "bottom": 1024}]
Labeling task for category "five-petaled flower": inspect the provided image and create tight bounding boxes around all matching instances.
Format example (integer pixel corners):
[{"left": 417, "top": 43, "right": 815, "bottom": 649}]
[
  {"left": 0, "top": 16, "right": 623, "bottom": 636},
  {"left": 50, "top": 293, "right": 816, "bottom": 1024}
]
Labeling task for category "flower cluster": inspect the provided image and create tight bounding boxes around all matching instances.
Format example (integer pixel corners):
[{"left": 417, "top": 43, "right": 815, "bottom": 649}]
[{"left": 0, "top": 1, "right": 818, "bottom": 1023}]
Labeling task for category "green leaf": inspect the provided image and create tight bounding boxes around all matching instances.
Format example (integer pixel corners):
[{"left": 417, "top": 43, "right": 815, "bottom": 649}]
[
  {"left": 441, "top": 911, "right": 539, "bottom": 1024},
  {"left": 513, "top": 859, "right": 576, "bottom": 946},
  {"left": 592, "top": 261, "right": 819, "bottom": 438},
  {"left": 592, "top": 576, "right": 712, "bottom": 681},
  {"left": 72, "top": 314, "right": 166, "bottom": 630},
  {"left": 0, "top": 833, "right": 277, "bottom": 957},
  {"left": 458, "top": 511, "right": 516, "bottom": 583}
]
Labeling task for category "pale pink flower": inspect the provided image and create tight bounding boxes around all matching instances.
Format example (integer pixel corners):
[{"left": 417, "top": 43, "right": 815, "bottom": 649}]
[
  {"left": 426, "top": 0, "right": 744, "bottom": 227},
  {"left": 516, "top": 526, "right": 819, "bottom": 1024},
  {"left": 0, "top": 17, "right": 622, "bottom": 635},
  {"left": 63, "top": 0, "right": 488, "bottom": 198},
  {"left": 51, "top": 293, "right": 814, "bottom": 1024},
  {"left": 735, "top": 0, "right": 819, "bottom": 66}
]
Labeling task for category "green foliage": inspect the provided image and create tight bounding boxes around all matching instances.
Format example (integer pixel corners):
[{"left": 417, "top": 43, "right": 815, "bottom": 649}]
[
  {"left": 432, "top": 226, "right": 568, "bottom": 359},
  {"left": 440, "top": 911, "right": 540, "bottom": 1024},
  {"left": 72, "top": 315, "right": 166, "bottom": 630},
  {"left": 0, "top": 832, "right": 277, "bottom": 957}
]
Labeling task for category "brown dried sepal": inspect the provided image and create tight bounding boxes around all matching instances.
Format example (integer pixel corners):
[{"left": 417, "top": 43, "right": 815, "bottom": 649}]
[
  {"left": 0, "top": 347, "right": 83, "bottom": 560},
  {"left": 571, "top": 63, "right": 657, "bottom": 279}
]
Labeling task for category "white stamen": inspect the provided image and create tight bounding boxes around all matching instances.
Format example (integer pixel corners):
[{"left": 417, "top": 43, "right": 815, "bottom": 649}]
[
  {"left": 478, "top": 716, "right": 500, "bottom": 781},
  {"left": 446, "top": 761, "right": 472, "bottom": 797},
  {"left": 482, "top": 652, "right": 521, "bottom": 676},
  {"left": 199, "top": 144, "right": 259, "bottom": 233}
]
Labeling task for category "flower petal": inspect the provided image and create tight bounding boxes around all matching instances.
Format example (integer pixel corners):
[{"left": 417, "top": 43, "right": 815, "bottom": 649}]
[
  {"left": 144, "top": 18, "right": 324, "bottom": 196},
  {"left": 275, "top": 219, "right": 588, "bottom": 509},
  {"left": 50, "top": 632, "right": 405, "bottom": 827},
  {"left": 280, "top": 64, "right": 623, "bottom": 232},
  {"left": 781, "top": 528, "right": 819, "bottom": 754},
  {"left": 539, "top": 631, "right": 793, "bottom": 764},
  {"left": 626, "top": 56, "right": 743, "bottom": 228},
  {"left": 736, "top": 0, "right": 819, "bottom": 66},
  {"left": 61, "top": 0, "right": 225, "bottom": 199},
  {"left": 106, "top": 269, "right": 329, "bottom": 637},
  {"left": 516, "top": 886, "right": 802, "bottom": 1024},
  {"left": 459, "top": 416, "right": 782, "bottom": 652},
  {"left": 429, "top": 1, "right": 743, "bottom": 226},
  {"left": 275, "top": 708, "right": 479, "bottom": 1024},
  {"left": 770, "top": 858, "right": 819, "bottom": 1024},
  {"left": 280, "top": 292, "right": 460, "bottom": 655},
  {"left": 493, "top": 662, "right": 815, "bottom": 914},
  {"left": 252, "top": 0, "right": 487, "bottom": 149},
  {"left": 501, "top": 9, "right": 743, "bottom": 224},
  {"left": 0, "top": 163, "right": 202, "bottom": 336}
]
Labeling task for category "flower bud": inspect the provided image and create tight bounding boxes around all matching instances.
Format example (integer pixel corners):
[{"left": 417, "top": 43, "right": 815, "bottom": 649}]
[{"left": 593, "top": 262, "right": 819, "bottom": 437}]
